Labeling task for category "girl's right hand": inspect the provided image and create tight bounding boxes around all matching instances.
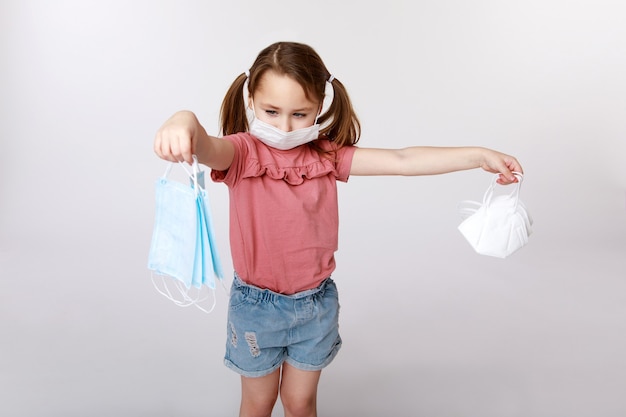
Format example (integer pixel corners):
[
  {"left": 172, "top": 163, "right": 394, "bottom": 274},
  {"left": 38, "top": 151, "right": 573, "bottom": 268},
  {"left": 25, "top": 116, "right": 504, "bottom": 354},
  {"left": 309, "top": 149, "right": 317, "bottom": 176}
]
[{"left": 154, "top": 110, "right": 203, "bottom": 165}]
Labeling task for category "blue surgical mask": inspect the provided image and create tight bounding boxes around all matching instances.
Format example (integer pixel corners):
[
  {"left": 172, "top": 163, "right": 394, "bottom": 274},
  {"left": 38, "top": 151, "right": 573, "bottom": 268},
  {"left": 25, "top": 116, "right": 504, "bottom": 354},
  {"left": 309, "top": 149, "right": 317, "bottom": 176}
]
[{"left": 147, "top": 156, "right": 224, "bottom": 313}]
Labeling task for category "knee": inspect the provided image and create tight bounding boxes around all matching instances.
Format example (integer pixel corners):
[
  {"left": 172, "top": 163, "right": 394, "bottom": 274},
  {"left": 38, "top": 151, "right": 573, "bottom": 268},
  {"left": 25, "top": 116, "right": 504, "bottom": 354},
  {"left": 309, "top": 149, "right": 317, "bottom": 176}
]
[
  {"left": 240, "top": 397, "right": 277, "bottom": 417},
  {"left": 280, "top": 392, "right": 316, "bottom": 417},
  {"left": 240, "top": 390, "right": 278, "bottom": 417}
]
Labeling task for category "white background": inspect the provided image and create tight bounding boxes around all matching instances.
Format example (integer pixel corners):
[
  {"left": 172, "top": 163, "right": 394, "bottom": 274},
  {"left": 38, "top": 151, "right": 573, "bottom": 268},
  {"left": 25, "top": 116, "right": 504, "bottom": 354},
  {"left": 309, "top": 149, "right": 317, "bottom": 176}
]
[{"left": 1, "top": 1, "right": 625, "bottom": 416}]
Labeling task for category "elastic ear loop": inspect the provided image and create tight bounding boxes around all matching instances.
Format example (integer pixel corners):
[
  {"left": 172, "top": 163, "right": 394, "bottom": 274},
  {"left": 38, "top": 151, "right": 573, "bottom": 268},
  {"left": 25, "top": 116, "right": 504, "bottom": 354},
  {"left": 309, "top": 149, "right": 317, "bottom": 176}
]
[
  {"left": 162, "top": 161, "right": 174, "bottom": 179},
  {"left": 317, "top": 78, "right": 335, "bottom": 127},
  {"left": 483, "top": 172, "right": 523, "bottom": 208},
  {"left": 151, "top": 273, "right": 205, "bottom": 305},
  {"left": 508, "top": 173, "right": 532, "bottom": 232},
  {"left": 457, "top": 172, "right": 524, "bottom": 218},
  {"left": 176, "top": 156, "right": 201, "bottom": 195},
  {"left": 151, "top": 272, "right": 218, "bottom": 313},
  {"left": 505, "top": 172, "right": 523, "bottom": 210},
  {"left": 243, "top": 74, "right": 256, "bottom": 126}
]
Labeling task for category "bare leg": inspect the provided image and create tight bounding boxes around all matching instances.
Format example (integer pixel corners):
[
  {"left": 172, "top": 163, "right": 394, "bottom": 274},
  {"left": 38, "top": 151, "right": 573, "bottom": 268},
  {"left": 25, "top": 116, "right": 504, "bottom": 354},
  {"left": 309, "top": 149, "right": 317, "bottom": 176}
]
[
  {"left": 279, "top": 362, "right": 322, "bottom": 417},
  {"left": 239, "top": 368, "right": 281, "bottom": 417}
]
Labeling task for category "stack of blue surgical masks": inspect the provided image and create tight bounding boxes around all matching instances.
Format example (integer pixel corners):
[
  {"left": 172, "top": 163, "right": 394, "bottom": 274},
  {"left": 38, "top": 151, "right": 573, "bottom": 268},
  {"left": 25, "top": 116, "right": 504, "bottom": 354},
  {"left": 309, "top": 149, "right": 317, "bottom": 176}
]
[{"left": 147, "top": 155, "right": 224, "bottom": 313}]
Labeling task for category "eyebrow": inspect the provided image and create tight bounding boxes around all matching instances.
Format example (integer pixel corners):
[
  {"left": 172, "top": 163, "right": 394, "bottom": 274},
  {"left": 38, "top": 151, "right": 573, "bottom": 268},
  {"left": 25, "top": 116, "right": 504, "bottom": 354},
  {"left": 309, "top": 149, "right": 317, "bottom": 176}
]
[{"left": 258, "top": 102, "right": 316, "bottom": 113}]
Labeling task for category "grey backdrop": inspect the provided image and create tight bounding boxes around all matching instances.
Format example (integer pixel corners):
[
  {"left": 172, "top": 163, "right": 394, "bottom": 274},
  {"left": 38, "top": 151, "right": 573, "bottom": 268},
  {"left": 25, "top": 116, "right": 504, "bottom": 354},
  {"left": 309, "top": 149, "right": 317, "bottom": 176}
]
[{"left": 1, "top": 1, "right": 625, "bottom": 416}]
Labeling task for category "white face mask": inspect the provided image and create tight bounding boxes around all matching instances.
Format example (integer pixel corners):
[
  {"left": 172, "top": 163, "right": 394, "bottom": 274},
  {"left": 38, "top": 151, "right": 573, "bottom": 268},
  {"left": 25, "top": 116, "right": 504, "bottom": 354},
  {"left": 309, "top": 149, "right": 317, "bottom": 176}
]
[
  {"left": 457, "top": 172, "right": 532, "bottom": 258},
  {"left": 243, "top": 73, "right": 335, "bottom": 150},
  {"left": 249, "top": 115, "right": 320, "bottom": 150}
]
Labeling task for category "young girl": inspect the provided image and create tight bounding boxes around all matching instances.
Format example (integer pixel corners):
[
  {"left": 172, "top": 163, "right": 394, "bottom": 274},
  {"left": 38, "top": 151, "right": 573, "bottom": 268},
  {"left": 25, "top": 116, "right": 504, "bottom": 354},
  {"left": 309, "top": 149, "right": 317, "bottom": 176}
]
[{"left": 154, "top": 41, "right": 523, "bottom": 417}]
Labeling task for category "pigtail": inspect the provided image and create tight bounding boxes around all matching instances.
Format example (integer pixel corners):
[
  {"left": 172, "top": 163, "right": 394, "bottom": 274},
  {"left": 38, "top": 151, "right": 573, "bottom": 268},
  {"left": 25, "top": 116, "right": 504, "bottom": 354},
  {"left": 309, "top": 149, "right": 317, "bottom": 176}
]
[
  {"left": 220, "top": 73, "right": 249, "bottom": 136},
  {"left": 319, "top": 77, "right": 361, "bottom": 148}
]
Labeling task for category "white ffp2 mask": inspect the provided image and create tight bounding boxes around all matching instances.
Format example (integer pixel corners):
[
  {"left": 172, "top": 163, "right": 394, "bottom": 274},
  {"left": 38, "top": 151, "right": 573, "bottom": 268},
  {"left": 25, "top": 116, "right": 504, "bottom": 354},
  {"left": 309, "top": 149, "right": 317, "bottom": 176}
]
[{"left": 457, "top": 172, "right": 533, "bottom": 258}]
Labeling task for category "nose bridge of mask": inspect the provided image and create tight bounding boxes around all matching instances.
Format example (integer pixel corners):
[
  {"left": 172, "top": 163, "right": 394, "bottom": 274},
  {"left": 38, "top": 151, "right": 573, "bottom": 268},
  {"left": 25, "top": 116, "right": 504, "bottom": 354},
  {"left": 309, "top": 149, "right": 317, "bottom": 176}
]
[
  {"left": 243, "top": 76, "right": 255, "bottom": 124},
  {"left": 147, "top": 155, "right": 225, "bottom": 313},
  {"left": 457, "top": 172, "right": 533, "bottom": 258}
]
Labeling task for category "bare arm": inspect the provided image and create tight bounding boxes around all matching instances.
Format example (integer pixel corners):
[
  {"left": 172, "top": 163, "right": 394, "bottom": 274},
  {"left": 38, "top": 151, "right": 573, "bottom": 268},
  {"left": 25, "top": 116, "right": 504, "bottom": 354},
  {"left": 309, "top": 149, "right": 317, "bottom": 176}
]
[
  {"left": 351, "top": 146, "right": 523, "bottom": 184},
  {"left": 154, "top": 110, "right": 234, "bottom": 171}
]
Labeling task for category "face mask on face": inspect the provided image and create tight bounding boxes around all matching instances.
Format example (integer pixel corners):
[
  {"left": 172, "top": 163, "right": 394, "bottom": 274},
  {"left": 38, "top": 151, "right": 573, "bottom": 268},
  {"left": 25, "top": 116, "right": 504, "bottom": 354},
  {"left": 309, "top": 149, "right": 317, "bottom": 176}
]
[
  {"left": 243, "top": 72, "right": 335, "bottom": 150},
  {"left": 249, "top": 115, "right": 320, "bottom": 150}
]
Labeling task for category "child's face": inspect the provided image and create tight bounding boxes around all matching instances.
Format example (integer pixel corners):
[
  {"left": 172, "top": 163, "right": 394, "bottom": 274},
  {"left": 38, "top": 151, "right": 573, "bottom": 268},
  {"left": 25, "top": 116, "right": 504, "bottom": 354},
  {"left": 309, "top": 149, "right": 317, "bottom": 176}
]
[{"left": 251, "top": 71, "right": 320, "bottom": 132}]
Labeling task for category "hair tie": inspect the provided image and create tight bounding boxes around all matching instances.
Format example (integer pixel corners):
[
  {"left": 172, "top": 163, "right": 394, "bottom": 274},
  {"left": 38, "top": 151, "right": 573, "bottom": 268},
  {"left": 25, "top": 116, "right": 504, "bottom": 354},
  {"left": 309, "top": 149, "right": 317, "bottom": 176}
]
[
  {"left": 245, "top": 70, "right": 250, "bottom": 78},
  {"left": 328, "top": 74, "right": 335, "bottom": 83}
]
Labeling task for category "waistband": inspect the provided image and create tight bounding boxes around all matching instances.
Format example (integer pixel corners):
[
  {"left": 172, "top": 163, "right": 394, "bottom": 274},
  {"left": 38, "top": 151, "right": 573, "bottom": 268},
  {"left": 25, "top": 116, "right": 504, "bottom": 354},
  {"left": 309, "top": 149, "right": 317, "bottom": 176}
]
[{"left": 232, "top": 273, "right": 332, "bottom": 302}]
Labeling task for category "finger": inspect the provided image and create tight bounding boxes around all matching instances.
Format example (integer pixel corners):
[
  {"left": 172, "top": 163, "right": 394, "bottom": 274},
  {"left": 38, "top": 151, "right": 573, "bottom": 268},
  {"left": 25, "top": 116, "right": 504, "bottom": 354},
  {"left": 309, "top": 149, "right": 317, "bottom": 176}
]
[
  {"left": 178, "top": 137, "right": 194, "bottom": 165},
  {"left": 154, "top": 132, "right": 176, "bottom": 162},
  {"left": 511, "top": 160, "right": 524, "bottom": 176},
  {"left": 155, "top": 138, "right": 176, "bottom": 163},
  {"left": 494, "top": 162, "right": 518, "bottom": 185},
  {"left": 168, "top": 137, "right": 184, "bottom": 162},
  {"left": 503, "top": 156, "right": 525, "bottom": 182}
]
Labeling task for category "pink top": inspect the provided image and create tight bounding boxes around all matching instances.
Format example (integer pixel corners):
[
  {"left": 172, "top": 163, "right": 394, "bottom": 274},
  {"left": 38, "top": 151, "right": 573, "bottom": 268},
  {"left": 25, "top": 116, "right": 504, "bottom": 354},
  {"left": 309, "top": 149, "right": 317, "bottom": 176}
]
[{"left": 211, "top": 132, "right": 357, "bottom": 294}]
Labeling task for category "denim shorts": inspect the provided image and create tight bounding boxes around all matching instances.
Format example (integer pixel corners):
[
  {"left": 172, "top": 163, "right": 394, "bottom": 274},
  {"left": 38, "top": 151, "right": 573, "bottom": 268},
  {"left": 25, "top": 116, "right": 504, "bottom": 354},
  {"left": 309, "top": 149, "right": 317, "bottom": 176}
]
[{"left": 224, "top": 274, "right": 342, "bottom": 378}]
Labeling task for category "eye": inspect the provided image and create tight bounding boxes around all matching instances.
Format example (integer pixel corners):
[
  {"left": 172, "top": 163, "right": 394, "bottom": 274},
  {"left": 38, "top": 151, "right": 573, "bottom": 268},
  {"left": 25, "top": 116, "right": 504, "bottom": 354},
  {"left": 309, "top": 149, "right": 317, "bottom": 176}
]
[
  {"left": 293, "top": 112, "right": 307, "bottom": 118},
  {"left": 265, "top": 110, "right": 278, "bottom": 116}
]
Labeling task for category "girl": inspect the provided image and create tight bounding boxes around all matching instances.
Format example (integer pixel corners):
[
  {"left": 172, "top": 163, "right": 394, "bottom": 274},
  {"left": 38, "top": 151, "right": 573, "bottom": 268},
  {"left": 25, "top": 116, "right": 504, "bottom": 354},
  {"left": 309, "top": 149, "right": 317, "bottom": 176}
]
[{"left": 154, "top": 41, "right": 523, "bottom": 417}]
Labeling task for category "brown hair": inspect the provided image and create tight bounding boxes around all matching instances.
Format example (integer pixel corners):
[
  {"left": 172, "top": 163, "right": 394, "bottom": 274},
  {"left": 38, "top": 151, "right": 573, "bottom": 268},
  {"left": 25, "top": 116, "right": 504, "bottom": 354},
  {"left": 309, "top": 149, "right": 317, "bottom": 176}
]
[{"left": 219, "top": 42, "right": 361, "bottom": 150}]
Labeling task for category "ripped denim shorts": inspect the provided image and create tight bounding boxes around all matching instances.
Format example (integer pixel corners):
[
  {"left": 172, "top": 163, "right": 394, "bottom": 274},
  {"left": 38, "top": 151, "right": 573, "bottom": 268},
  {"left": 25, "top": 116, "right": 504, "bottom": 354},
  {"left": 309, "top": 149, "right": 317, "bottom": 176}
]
[{"left": 224, "top": 273, "right": 342, "bottom": 378}]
